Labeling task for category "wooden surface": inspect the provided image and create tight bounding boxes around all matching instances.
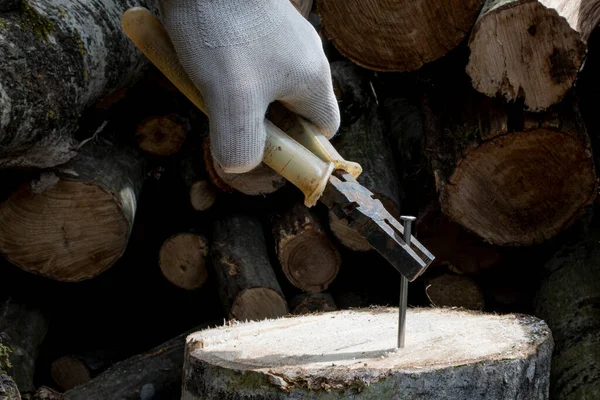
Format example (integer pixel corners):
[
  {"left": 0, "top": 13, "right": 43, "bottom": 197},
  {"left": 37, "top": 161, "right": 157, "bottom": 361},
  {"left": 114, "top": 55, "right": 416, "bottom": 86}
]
[
  {"left": 159, "top": 233, "right": 209, "bottom": 290},
  {"left": 182, "top": 307, "right": 553, "bottom": 399},
  {"left": 135, "top": 114, "right": 189, "bottom": 156},
  {"left": 425, "top": 273, "right": 485, "bottom": 310},
  {"left": 50, "top": 356, "right": 90, "bottom": 391},
  {"left": 316, "top": 0, "right": 483, "bottom": 71},
  {"left": 290, "top": 293, "right": 337, "bottom": 315}
]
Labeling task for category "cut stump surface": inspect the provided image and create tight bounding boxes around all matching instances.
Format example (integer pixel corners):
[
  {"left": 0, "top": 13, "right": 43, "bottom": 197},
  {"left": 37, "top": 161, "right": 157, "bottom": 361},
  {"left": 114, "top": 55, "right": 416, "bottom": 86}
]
[{"left": 182, "top": 308, "right": 553, "bottom": 399}]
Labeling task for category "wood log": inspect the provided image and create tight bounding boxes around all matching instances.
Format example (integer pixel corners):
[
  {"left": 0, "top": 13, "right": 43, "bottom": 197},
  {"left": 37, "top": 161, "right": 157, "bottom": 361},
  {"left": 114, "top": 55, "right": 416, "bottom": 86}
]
[
  {"left": 23, "top": 387, "right": 66, "bottom": 400},
  {"left": 203, "top": 138, "right": 286, "bottom": 196},
  {"left": 290, "top": 293, "right": 337, "bottom": 315},
  {"left": 159, "top": 232, "right": 209, "bottom": 291},
  {"left": 0, "top": 299, "right": 47, "bottom": 393},
  {"left": 64, "top": 324, "right": 212, "bottom": 400},
  {"left": 290, "top": 0, "right": 313, "bottom": 18},
  {"left": 315, "top": 0, "right": 484, "bottom": 72},
  {"left": 179, "top": 156, "right": 216, "bottom": 212},
  {"left": 0, "top": 135, "right": 146, "bottom": 281},
  {"left": 271, "top": 201, "right": 341, "bottom": 293},
  {"left": 466, "top": 0, "right": 599, "bottom": 111},
  {"left": 421, "top": 74, "right": 597, "bottom": 246},
  {"left": 327, "top": 210, "right": 371, "bottom": 252},
  {"left": 0, "top": 375, "right": 20, "bottom": 400},
  {"left": 211, "top": 214, "right": 289, "bottom": 321},
  {"left": 0, "top": 0, "right": 158, "bottom": 169},
  {"left": 182, "top": 307, "right": 553, "bottom": 399},
  {"left": 534, "top": 212, "right": 600, "bottom": 399},
  {"left": 135, "top": 114, "right": 189, "bottom": 156},
  {"left": 424, "top": 272, "right": 485, "bottom": 311},
  {"left": 50, "top": 356, "right": 90, "bottom": 392}
]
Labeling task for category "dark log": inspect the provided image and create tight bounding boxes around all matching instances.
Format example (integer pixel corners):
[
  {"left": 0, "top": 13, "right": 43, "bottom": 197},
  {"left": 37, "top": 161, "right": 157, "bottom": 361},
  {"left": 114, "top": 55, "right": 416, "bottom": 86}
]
[
  {"left": 466, "top": 0, "right": 598, "bottom": 111},
  {"left": 290, "top": 293, "right": 337, "bottom": 315},
  {"left": 315, "top": 0, "right": 484, "bottom": 72},
  {"left": 64, "top": 324, "right": 212, "bottom": 400},
  {"left": 271, "top": 201, "right": 341, "bottom": 293},
  {"left": 420, "top": 74, "right": 596, "bottom": 246},
  {"left": 203, "top": 138, "right": 285, "bottom": 196},
  {"left": 0, "top": 375, "right": 19, "bottom": 400},
  {"left": 50, "top": 356, "right": 91, "bottom": 392},
  {"left": 179, "top": 156, "right": 216, "bottom": 212},
  {"left": 135, "top": 114, "right": 189, "bottom": 156},
  {"left": 0, "top": 0, "right": 158, "bottom": 169},
  {"left": 182, "top": 308, "right": 553, "bottom": 399},
  {"left": 424, "top": 272, "right": 485, "bottom": 311},
  {"left": 211, "top": 214, "right": 289, "bottom": 321},
  {"left": 0, "top": 299, "right": 47, "bottom": 393},
  {"left": 159, "top": 232, "right": 209, "bottom": 290},
  {"left": 0, "top": 135, "right": 146, "bottom": 281},
  {"left": 534, "top": 211, "right": 600, "bottom": 399}
]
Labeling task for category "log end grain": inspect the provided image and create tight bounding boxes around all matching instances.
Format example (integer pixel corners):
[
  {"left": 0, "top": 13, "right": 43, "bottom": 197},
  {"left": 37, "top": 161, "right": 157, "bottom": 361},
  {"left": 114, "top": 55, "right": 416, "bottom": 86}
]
[
  {"left": 182, "top": 307, "right": 553, "bottom": 399},
  {"left": 316, "top": 0, "right": 484, "bottom": 71},
  {"left": 231, "top": 288, "right": 289, "bottom": 322},
  {"left": 425, "top": 273, "right": 485, "bottom": 311},
  {"left": 50, "top": 356, "right": 91, "bottom": 391},
  {"left": 467, "top": 1, "right": 586, "bottom": 110},
  {"left": 159, "top": 233, "right": 209, "bottom": 290},
  {"left": 0, "top": 181, "right": 131, "bottom": 282},
  {"left": 290, "top": 292, "right": 337, "bottom": 315},
  {"left": 189, "top": 181, "right": 216, "bottom": 211},
  {"left": 327, "top": 210, "right": 371, "bottom": 252},
  {"left": 441, "top": 129, "right": 597, "bottom": 246},
  {"left": 135, "top": 115, "right": 188, "bottom": 156}
]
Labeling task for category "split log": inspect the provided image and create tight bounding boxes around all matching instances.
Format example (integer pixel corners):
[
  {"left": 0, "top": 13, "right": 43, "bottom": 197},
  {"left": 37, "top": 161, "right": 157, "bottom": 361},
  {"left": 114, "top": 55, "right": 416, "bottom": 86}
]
[
  {"left": 135, "top": 114, "right": 189, "bottom": 156},
  {"left": 271, "top": 201, "right": 341, "bottom": 293},
  {"left": 466, "top": 0, "right": 600, "bottom": 111},
  {"left": 534, "top": 214, "right": 600, "bottom": 399},
  {"left": 290, "top": 293, "right": 337, "bottom": 315},
  {"left": 159, "top": 232, "right": 209, "bottom": 290},
  {"left": 424, "top": 272, "right": 485, "bottom": 311},
  {"left": 0, "top": 0, "right": 158, "bottom": 169},
  {"left": 182, "top": 307, "right": 553, "bottom": 399},
  {"left": 50, "top": 356, "right": 90, "bottom": 391},
  {"left": 211, "top": 214, "right": 289, "bottom": 321},
  {"left": 0, "top": 375, "right": 20, "bottom": 400},
  {"left": 203, "top": 138, "right": 286, "bottom": 196},
  {"left": 315, "top": 0, "right": 484, "bottom": 72},
  {"left": 0, "top": 135, "right": 146, "bottom": 281},
  {"left": 64, "top": 324, "right": 212, "bottom": 400},
  {"left": 421, "top": 77, "right": 596, "bottom": 245},
  {"left": 0, "top": 299, "right": 47, "bottom": 393},
  {"left": 179, "top": 156, "right": 216, "bottom": 212}
]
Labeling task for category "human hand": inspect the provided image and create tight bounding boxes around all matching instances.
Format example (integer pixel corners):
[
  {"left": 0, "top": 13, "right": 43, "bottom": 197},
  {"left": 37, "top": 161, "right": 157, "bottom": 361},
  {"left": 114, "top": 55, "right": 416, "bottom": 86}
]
[{"left": 159, "top": 0, "right": 340, "bottom": 173}]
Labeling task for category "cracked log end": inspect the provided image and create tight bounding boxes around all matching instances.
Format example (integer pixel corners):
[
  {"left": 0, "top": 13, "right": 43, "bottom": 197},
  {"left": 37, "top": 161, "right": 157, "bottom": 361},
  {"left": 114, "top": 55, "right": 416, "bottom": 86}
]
[
  {"left": 0, "top": 181, "right": 130, "bottom": 282},
  {"left": 182, "top": 307, "right": 553, "bottom": 399},
  {"left": 440, "top": 129, "right": 596, "bottom": 246},
  {"left": 316, "top": 0, "right": 484, "bottom": 71},
  {"left": 467, "top": 1, "right": 586, "bottom": 111},
  {"left": 159, "top": 233, "right": 209, "bottom": 290}
]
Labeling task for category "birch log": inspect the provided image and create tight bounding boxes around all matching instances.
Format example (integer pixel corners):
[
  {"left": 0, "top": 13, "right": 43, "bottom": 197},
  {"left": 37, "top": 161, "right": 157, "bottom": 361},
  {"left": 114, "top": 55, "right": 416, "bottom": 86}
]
[
  {"left": 467, "top": 0, "right": 600, "bottom": 111},
  {"left": 0, "top": 0, "right": 158, "bottom": 169}
]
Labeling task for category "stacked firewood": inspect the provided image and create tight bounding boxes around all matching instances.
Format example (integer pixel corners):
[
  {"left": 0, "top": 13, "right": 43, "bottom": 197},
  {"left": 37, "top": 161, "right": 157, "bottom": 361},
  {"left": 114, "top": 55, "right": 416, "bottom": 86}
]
[{"left": 1, "top": 0, "right": 599, "bottom": 399}]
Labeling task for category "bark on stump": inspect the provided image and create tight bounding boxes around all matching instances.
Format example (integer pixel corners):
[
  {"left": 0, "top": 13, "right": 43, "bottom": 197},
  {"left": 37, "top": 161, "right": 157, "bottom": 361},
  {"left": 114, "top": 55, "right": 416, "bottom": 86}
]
[
  {"left": 50, "top": 356, "right": 91, "bottom": 391},
  {"left": 182, "top": 307, "right": 553, "bottom": 399},
  {"left": 0, "top": 0, "right": 158, "bottom": 169},
  {"left": 534, "top": 216, "right": 600, "bottom": 399},
  {"left": 0, "top": 136, "right": 146, "bottom": 281},
  {"left": 0, "top": 299, "right": 47, "bottom": 393},
  {"left": 203, "top": 138, "right": 285, "bottom": 196},
  {"left": 0, "top": 375, "right": 19, "bottom": 400},
  {"left": 135, "top": 114, "right": 189, "bottom": 156},
  {"left": 315, "top": 0, "right": 484, "bottom": 72},
  {"left": 211, "top": 214, "right": 289, "bottom": 321},
  {"left": 290, "top": 293, "right": 337, "bottom": 315},
  {"left": 424, "top": 273, "right": 485, "bottom": 311},
  {"left": 466, "top": 0, "right": 598, "bottom": 111},
  {"left": 422, "top": 82, "right": 596, "bottom": 246},
  {"left": 271, "top": 201, "right": 341, "bottom": 293},
  {"left": 159, "top": 232, "right": 209, "bottom": 290}
]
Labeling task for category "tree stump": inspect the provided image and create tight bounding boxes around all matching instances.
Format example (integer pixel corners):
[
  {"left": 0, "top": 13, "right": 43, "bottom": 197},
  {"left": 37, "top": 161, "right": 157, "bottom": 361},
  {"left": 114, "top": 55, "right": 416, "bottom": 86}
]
[
  {"left": 315, "top": 0, "right": 484, "bottom": 72},
  {"left": 159, "top": 232, "right": 209, "bottom": 290},
  {"left": 211, "top": 214, "right": 289, "bottom": 321},
  {"left": 182, "top": 307, "right": 553, "bottom": 399},
  {"left": 466, "top": 0, "right": 596, "bottom": 111},
  {"left": 271, "top": 201, "right": 341, "bottom": 293},
  {"left": 0, "top": 0, "right": 158, "bottom": 169},
  {"left": 0, "top": 136, "right": 146, "bottom": 281}
]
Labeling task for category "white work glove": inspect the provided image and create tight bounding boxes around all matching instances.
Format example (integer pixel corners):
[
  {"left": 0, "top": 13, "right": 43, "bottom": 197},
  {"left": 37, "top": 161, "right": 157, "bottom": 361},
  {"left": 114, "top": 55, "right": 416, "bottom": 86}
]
[{"left": 159, "top": 0, "right": 340, "bottom": 173}]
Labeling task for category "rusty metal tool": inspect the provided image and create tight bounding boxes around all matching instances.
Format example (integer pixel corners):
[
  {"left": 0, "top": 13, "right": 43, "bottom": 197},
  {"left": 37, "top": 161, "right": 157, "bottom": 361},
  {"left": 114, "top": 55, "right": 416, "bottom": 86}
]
[{"left": 121, "top": 7, "right": 435, "bottom": 343}]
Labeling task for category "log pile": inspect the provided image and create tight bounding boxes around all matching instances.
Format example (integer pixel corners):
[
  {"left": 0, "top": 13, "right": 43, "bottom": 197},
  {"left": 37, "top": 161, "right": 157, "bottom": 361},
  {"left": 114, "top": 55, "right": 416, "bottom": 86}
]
[{"left": 1, "top": 0, "right": 599, "bottom": 398}]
